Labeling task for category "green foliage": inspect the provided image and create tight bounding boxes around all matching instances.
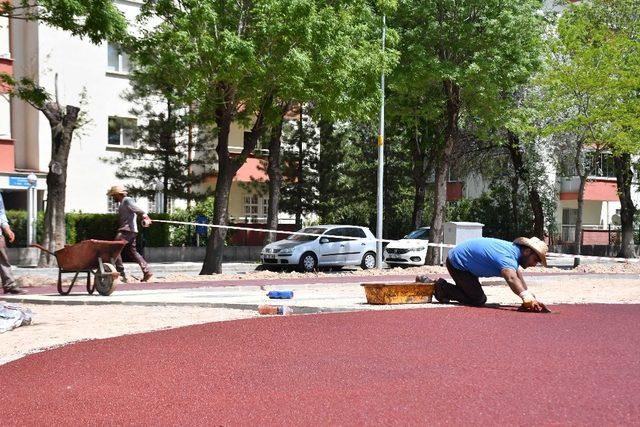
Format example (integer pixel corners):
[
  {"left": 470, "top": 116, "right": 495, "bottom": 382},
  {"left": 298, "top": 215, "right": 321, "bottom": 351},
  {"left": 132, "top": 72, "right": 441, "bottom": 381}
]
[
  {"left": 314, "top": 121, "right": 416, "bottom": 239},
  {"left": 389, "top": 0, "right": 544, "bottom": 131},
  {"left": 540, "top": 0, "right": 640, "bottom": 156},
  {"left": 1, "top": 0, "right": 128, "bottom": 44},
  {"left": 447, "top": 182, "right": 535, "bottom": 241},
  {"left": 5, "top": 211, "right": 45, "bottom": 246}
]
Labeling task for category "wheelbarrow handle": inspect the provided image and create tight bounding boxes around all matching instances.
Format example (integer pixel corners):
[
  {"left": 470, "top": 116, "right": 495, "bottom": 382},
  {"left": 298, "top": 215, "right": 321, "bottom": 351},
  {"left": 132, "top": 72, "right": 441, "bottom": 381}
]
[{"left": 31, "top": 243, "right": 56, "bottom": 256}]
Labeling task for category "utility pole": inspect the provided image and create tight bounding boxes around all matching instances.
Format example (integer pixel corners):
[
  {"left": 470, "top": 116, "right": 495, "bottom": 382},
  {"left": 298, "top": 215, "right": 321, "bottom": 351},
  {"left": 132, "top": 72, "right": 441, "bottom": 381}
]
[{"left": 376, "top": 15, "right": 386, "bottom": 269}]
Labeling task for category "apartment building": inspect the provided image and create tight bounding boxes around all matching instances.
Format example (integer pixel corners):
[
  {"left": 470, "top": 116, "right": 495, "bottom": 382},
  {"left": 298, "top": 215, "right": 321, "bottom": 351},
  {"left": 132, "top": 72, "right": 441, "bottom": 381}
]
[{"left": 1, "top": 9, "right": 47, "bottom": 213}]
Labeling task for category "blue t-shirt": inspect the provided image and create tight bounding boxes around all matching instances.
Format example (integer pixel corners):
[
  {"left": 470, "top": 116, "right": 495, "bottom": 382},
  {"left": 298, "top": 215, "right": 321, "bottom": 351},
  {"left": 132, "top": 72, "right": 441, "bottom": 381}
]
[{"left": 448, "top": 238, "right": 521, "bottom": 278}]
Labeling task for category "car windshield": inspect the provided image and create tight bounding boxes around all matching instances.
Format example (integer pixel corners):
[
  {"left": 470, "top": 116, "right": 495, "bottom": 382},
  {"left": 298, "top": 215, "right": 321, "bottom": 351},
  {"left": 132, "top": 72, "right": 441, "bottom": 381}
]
[
  {"left": 287, "top": 227, "right": 326, "bottom": 242},
  {"left": 405, "top": 229, "right": 429, "bottom": 240}
]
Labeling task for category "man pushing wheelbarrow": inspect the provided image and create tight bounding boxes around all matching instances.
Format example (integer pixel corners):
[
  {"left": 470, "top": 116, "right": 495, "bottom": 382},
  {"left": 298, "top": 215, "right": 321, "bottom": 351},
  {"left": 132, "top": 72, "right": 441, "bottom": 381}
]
[{"left": 106, "top": 185, "right": 154, "bottom": 283}]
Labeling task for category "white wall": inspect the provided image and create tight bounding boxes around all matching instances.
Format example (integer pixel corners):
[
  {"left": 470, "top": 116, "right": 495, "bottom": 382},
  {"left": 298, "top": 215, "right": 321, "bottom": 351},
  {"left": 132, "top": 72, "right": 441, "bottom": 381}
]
[{"left": 24, "top": 1, "right": 143, "bottom": 212}]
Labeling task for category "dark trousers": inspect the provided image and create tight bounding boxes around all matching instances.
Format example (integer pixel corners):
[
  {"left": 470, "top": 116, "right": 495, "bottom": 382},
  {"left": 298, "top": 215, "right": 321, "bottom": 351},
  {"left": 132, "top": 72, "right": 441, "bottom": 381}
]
[
  {"left": 0, "top": 235, "right": 17, "bottom": 290},
  {"left": 438, "top": 258, "right": 487, "bottom": 306},
  {"left": 114, "top": 230, "right": 150, "bottom": 275}
]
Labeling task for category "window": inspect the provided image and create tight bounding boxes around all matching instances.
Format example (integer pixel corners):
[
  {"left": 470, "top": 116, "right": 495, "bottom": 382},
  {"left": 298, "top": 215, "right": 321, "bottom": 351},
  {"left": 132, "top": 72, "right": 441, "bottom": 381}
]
[
  {"left": 108, "top": 117, "right": 137, "bottom": 146},
  {"left": 585, "top": 152, "right": 615, "bottom": 178},
  {"left": 244, "top": 194, "right": 267, "bottom": 219},
  {"left": 149, "top": 196, "right": 174, "bottom": 214},
  {"left": 244, "top": 194, "right": 260, "bottom": 218},
  {"left": 107, "top": 42, "right": 130, "bottom": 73},
  {"left": 345, "top": 227, "right": 366, "bottom": 239},
  {"left": 326, "top": 228, "right": 348, "bottom": 242},
  {"left": 561, "top": 151, "right": 616, "bottom": 178}
]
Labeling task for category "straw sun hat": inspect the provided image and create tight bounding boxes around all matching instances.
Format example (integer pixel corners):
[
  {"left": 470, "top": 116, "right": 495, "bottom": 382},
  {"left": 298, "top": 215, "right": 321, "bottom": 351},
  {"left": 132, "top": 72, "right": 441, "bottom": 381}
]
[
  {"left": 513, "top": 236, "right": 548, "bottom": 267},
  {"left": 106, "top": 185, "right": 128, "bottom": 196}
]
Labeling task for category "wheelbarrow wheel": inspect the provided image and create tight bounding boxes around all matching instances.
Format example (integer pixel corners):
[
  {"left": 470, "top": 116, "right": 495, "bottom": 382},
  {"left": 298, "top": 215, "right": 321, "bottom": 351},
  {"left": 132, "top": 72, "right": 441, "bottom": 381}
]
[{"left": 95, "top": 263, "right": 118, "bottom": 296}]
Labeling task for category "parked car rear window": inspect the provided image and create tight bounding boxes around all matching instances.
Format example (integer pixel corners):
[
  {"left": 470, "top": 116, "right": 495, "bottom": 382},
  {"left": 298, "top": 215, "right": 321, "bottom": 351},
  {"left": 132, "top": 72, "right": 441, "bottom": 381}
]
[{"left": 287, "top": 227, "right": 326, "bottom": 242}]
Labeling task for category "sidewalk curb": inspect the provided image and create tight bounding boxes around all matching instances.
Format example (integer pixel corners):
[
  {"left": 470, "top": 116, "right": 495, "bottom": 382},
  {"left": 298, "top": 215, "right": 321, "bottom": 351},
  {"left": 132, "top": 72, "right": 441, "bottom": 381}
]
[{"left": 0, "top": 296, "right": 356, "bottom": 314}]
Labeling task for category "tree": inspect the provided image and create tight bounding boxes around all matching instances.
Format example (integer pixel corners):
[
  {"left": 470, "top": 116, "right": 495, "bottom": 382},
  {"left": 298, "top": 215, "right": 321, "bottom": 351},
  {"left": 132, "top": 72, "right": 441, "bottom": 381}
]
[
  {"left": 0, "top": 0, "right": 127, "bottom": 43},
  {"left": 540, "top": 0, "right": 640, "bottom": 257},
  {"left": 0, "top": 1, "right": 127, "bottom": 264},
  {"left": 389, "top": 0, "right": 544, "bottom": 263},
  {"left": 137, "top": 0, "right": 388, "bottom": 273},
  {"left": 279, "top": 109, "right": 320, "bottom": 228}
]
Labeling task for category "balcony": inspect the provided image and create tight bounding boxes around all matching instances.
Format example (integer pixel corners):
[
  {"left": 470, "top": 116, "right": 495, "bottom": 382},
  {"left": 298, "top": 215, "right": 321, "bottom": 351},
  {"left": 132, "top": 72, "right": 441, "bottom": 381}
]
[
  {"left": 0, "top": 138, "right": 15, "bottom": 172},
  {"left": 559, "top": 177, "right": 618, "bottom": 201}
]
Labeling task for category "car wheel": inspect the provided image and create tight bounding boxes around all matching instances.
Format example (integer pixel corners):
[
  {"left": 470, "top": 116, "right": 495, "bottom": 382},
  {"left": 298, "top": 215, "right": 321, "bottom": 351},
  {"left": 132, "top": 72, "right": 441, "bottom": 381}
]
[
  {"left": 361, "top": 251, "right": 376, "bottom": 270},
  {"left": 299, "top": 252, "right": 318, "bottom": 272}
]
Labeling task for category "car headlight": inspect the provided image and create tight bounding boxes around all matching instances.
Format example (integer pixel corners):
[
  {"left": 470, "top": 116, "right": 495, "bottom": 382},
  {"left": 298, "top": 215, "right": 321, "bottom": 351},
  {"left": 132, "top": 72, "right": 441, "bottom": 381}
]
[
  {"left": 413, "top": 247, "right": 426, "bottom": 252},
  {"left": 279, "top": 248, "right": 293, "bottom": 255}
]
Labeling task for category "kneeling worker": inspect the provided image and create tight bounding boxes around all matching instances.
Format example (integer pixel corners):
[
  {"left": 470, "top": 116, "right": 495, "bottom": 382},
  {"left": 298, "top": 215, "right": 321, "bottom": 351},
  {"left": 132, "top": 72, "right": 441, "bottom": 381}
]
[
  {"left": 434, "top": 236, "right": 549, "bottom": 312},
  {"left": 107, "top": 185, "right": 153, "bottom": 282}
]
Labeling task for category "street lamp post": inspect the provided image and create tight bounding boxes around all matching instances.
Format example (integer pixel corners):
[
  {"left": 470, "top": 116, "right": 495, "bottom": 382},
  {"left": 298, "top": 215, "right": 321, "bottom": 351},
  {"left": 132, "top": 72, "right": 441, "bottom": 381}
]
[
  {"left": 26, "top": 173, "right": 37, "bottom": 245},
  {"left": 376, "top": 15, "right": 386, "bottom": 269}
]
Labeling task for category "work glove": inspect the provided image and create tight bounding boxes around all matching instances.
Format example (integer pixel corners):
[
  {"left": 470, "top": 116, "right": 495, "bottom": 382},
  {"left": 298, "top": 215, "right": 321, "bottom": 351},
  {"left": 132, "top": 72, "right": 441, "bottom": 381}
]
[{"left": 518, "top": 290, "right": 551, "bottom": 313}]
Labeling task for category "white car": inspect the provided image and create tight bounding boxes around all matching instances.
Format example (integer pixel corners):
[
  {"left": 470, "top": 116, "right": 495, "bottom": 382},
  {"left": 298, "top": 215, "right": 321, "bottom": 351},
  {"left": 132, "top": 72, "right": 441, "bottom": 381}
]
[
  {"left": 260, "top": 225, "right": 378, "bottom": 272},
  {"left": 384, "top": 227, "right": 430, "bottom": 267}
]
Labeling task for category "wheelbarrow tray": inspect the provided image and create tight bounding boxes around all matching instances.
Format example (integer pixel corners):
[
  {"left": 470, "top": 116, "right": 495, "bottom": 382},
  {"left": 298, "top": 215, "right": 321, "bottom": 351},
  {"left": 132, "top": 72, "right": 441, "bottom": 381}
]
[{"left": 54, "top": 240, "right": 127, "bottom": 271}]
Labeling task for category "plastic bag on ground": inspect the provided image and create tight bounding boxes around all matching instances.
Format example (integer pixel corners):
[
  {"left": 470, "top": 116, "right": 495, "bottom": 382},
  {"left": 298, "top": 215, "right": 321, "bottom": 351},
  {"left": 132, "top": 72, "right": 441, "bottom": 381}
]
[{"left": 0, "top": 302, "right": 33, "bottom": 333}]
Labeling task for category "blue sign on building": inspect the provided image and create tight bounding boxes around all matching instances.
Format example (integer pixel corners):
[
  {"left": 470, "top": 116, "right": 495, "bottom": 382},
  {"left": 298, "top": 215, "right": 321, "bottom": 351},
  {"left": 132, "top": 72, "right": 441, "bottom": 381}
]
[{"left": 9, "top": 176, "right": 30, "bottom": 188}]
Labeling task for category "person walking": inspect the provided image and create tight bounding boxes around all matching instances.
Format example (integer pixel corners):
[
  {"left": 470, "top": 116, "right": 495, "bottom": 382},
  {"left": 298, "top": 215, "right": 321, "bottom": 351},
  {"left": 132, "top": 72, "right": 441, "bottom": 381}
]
[
  {"left": 432, "top": 236, "right": 549, "bottom": 312},
  {"left": 107, "top": 185, "right": 154, "bottom": 282},
  {"left": 0, "top": 192, "right": 24, "bottom": 294}
]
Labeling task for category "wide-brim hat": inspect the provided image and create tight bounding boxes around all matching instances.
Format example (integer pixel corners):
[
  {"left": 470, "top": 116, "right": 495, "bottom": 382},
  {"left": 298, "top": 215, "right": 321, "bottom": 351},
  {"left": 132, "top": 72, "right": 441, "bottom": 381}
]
[
  {"left": 513, "top": 236, "right": 548, "bottom": 267},
  {"left": 106, "top": 185, "right": 128, "bottom": 196}
]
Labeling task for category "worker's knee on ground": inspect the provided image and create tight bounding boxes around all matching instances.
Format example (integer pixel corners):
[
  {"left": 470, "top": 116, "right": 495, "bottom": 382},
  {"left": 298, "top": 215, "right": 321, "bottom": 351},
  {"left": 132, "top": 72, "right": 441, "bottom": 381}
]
[{"left": 470, "top": 295, "right": 487, "bottom": 307}]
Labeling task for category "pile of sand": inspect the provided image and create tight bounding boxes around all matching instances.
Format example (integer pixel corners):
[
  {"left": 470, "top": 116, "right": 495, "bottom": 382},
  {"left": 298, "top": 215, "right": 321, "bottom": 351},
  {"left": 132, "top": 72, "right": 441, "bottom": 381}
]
[{"left": 574, "top": 262, "right": 640, "bottom": 274}]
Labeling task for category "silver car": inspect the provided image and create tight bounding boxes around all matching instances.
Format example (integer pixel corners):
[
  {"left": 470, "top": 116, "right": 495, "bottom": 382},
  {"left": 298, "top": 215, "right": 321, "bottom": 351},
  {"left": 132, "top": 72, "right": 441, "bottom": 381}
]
[{"left": 260, "top": 225, "right": 378, "bottom": 272}]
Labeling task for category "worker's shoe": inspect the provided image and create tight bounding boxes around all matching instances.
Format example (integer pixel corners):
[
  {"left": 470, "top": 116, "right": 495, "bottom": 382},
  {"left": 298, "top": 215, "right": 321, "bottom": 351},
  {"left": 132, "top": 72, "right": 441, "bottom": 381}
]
[
  {"left": 433, "top": 278, "right": 450, "bottom": 304},
  {"left": 118, "top": 274, "right": 128, "bottom": 284},
  {"left": 3, "top": 286, "right": 26, "bottom": 295},
  {"left": 141, "top": 272, "right": 154, "bottom": 283}
]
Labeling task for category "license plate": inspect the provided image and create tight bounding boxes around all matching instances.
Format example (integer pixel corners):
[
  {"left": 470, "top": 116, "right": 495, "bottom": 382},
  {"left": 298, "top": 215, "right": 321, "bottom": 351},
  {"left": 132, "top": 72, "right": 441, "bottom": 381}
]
[{"left": 264, "top": 254, "right": 276, "bottom": 259}]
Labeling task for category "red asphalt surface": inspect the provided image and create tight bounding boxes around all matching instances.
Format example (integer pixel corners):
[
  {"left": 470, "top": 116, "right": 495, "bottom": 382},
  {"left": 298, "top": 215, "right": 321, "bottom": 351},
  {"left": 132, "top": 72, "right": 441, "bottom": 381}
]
[{"left": 2, "top": 304, "right": 640, "bottom": 425}]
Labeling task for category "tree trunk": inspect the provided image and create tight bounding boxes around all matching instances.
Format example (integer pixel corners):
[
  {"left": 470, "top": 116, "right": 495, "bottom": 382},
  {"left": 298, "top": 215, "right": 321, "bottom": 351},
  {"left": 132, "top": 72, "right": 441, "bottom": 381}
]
[
  {"left": 200, "top": 91, "right": 272, "bottom": 274},
  {"left": 412, "top": 184, "right": 426, "bottom": 230},
  {"left": 39, "top": 103, "right": 80, "bottom": 267},
  {"left": 427, "top": 80, "right": 459, "bottom": 265},
  {"left": 317, "top": 119, "right": 336, "bottom": 221},
  {"left": 264, "top": 106, "right": 288, "bottom": 245},
  {"left": 506, "top": 131, "right": 544, "bottom": 239},
  {"left": 295, "top": 106, "right": 304, "bottom": 229},
  {"left": 510, "top": 174, "right": 519, "bottom": 236},
  {"left": 410, "top": 123, "right": 431, "bottom": 230},
  {"left": 574, "top": 140, "right": 586, "bottom": 255},
  {"left": 613, "top": 153, "right": 637, "bottom": 258}
]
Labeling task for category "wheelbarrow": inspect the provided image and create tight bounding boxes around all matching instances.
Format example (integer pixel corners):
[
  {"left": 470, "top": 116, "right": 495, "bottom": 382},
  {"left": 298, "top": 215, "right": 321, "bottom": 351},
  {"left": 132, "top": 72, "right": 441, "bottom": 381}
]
[{"left": 32, "top": 240, "right": 127, "bottom": 296}]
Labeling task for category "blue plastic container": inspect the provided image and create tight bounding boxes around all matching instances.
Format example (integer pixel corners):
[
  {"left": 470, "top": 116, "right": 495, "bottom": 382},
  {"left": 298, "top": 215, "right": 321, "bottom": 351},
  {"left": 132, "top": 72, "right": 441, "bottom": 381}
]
[{"left": 267, "top": 290, "right": 294, "bottom": 299}]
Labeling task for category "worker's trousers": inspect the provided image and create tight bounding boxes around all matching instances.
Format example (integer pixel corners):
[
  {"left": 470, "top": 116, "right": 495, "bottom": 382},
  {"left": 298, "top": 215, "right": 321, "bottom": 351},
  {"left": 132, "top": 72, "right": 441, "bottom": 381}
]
[
  {"left": 437, "top": 258, "right": 487, "bottom": 306},
  {"left": 0, "top": 235, "right": 17, "bottom": 290},
  {"left": 114, "top": 230, "right": 150, "bottom": 276}
]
